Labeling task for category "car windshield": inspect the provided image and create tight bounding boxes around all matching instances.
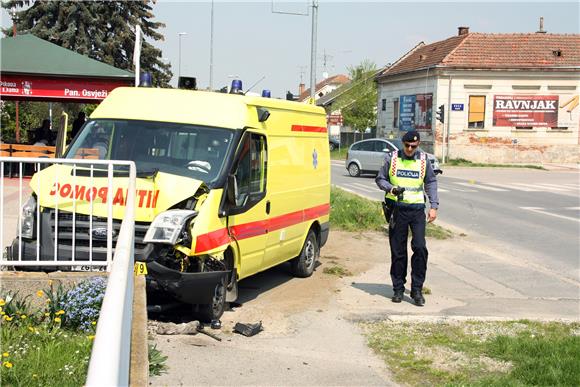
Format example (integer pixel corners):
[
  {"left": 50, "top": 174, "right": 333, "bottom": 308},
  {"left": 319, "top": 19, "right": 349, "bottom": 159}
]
[{"left": 65, "top": 119, "right": 235, "bottom": 185}]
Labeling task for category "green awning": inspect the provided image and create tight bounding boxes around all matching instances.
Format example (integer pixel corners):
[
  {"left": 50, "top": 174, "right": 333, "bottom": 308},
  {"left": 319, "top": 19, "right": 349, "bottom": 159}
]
[{"left": 1, "top": 34, "right": 133, "bottom": 79}]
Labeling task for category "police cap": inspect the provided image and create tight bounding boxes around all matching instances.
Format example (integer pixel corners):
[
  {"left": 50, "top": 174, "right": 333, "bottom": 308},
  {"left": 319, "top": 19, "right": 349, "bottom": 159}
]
[{"left": 402, "top": 130, "right": 420, "bottom": 143}]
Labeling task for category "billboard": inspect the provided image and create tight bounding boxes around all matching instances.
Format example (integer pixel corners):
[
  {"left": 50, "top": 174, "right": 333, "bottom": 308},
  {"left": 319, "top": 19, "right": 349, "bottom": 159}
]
[
  {"left": 493, "top": 95, "right": 559, "bottom": 127},
  {"left": 399, "top": 93, "right": 432, "bottom": 131}
]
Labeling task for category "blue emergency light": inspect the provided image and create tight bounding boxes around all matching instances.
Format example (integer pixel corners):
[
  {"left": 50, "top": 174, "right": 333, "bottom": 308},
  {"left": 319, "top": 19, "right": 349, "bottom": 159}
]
[
  {"left": 261, "top": 90, "right": 271, "bottom": 98},
  {"left": 139, "top": 72, "right": 152, "bottom": 87},
  {"left": 230, "top": 79, "right": 243, "bottom": 94}
]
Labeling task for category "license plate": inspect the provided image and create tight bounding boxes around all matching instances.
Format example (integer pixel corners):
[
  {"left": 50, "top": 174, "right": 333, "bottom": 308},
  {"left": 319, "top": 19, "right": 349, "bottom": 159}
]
[{"left": 134, "top": 262, "right": 148, "bottom": 276}]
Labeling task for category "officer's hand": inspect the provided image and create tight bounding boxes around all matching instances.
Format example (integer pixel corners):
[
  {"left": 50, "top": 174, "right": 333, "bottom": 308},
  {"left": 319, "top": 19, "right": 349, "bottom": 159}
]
[{"left": 427, "top": 208, "right": 437, "bottom": 223}]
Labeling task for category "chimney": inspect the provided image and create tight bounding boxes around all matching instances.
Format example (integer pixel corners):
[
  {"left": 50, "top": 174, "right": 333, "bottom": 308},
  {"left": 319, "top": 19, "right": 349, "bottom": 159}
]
[
  {"left": 536, "top": 16, "right": 546, "bottom": 33},
  {"left": 458, "top": 26, "right": 469, "bottom": 36},
  {"left": 299, "top": 83, "right": 305, "bottom": 96}
]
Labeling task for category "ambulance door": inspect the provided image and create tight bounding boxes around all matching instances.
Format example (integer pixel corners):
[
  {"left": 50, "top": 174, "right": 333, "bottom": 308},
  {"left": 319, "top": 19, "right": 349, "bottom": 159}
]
[{"left": 226, "top": 131, "right": 269, "bottom": 278}]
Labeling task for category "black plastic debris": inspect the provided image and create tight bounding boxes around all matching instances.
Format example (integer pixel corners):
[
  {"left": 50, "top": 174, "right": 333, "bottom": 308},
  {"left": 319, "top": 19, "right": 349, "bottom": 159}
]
[{"left": 233, "top": 321, "right": 263, "bottom": 337}]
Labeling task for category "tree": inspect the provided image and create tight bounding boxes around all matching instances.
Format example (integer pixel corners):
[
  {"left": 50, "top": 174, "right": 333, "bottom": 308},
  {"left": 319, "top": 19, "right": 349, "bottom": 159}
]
[
  {"left": 2, "top": 0, "right": 172, "bottom": 86},
  {"left": 332, "top": 60, "right": 378, "bottom": 133}
]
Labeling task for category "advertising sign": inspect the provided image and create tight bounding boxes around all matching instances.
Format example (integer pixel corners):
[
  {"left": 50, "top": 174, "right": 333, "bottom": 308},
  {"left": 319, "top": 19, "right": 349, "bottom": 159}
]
[
  {"left": 327, "top": 114, "right": 343, "bottom": 126},
  {"left": 0, "top": 75, "right": 130, "bottom": 101},
  {"left": 399, "top": 93, "right": 433, "bottom": 131},
  {"left": 493, "top": 95, "right": 559, "bottom": 127}
]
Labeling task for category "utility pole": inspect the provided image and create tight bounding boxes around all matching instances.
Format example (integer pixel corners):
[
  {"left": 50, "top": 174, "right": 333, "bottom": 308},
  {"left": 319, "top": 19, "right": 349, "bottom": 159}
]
[
  {"left": 178, "top": 32, "right": 187, "bottom": 81},
  {"left": 272, "top": 1, "right": 318, "bottom": 101},
  {"left": 209, "top": 0, "right": 214, "bottom": 90},
  {"left": 11, "top": 7, "right": 20, "bottom": 143},
  {"left": 309, "top": 0, "right": 318, "bottom": 101}
]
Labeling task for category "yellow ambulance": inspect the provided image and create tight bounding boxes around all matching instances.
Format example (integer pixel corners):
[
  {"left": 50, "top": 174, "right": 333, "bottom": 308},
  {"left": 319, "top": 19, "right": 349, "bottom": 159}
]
[{"left": 11, "top": 84, "right": 330, "bottom": 321}]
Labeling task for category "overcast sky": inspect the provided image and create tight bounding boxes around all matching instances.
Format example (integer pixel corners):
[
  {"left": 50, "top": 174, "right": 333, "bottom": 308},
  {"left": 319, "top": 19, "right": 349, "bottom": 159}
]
[{"left": 2, "top": 1, "right": 579, "bottom": 98}]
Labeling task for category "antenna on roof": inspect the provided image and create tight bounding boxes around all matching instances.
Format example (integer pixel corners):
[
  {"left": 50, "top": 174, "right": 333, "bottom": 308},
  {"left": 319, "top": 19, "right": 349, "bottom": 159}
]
[
  {"left": 536, "top": 16, "right": 547, "bottom": 33},
  {"left": 244, "top": 76, "right": 266, "bottom": 94}
]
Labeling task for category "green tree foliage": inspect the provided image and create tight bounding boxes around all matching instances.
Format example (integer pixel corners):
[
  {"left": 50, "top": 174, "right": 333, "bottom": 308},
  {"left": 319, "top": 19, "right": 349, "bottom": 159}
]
[
  {"left": 332, "top": 60, "right": 378, "bottom": 133},
  {"left": 2, "top": 0, "right": 172, "bottom": 86}
]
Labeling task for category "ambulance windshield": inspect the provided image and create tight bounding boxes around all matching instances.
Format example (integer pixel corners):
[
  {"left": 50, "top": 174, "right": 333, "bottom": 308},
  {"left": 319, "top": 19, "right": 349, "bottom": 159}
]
[{"left": 65, "top": 119, "right": 235, "bottom": 184}]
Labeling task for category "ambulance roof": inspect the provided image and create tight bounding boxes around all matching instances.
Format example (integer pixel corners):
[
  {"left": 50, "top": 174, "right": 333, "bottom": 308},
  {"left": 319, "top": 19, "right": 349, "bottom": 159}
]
[{"left": 91, "top": 87, "right": 324, "bottom": 129}]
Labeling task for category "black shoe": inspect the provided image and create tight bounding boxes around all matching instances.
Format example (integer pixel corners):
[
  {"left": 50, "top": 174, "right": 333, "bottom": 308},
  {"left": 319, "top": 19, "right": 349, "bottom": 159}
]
[
  {"left": 410, "top": 290, "right": 425, "bottom": 306},
  {"left": 391, "top": 290, "right": 404, "bottom": 303}
]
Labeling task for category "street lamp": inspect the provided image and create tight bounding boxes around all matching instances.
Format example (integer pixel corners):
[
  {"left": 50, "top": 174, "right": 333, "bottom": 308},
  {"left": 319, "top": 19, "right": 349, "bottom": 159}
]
[{"left": 178, "top": 32, "right": 187, "bottom": 81}]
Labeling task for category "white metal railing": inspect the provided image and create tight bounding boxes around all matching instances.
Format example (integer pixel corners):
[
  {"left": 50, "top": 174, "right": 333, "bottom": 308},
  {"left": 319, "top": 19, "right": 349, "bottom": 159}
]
[
  {"left": 0, "top": 157, "right": 135, "bottom": 270},
  {"left": 1, "top": 157, "right": 137, "bottom": 386},
  {"left": 86, "top": 161, "right": 136, "bottom": 387}
]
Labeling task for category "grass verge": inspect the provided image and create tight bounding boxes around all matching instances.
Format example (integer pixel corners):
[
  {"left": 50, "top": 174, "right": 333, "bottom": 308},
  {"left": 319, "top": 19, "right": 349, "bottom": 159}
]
[
  {"left": 330, "top": 187, "right": 452, "bottom": 239},
  {"left": 444, "top": 158, "right": 545, "bottom": 170},
  {"left": 330, "top": 148, "right": 348, "bottom": 160},
  {"left": 363, "top": 319, "right": 580, "bottom": 386}
]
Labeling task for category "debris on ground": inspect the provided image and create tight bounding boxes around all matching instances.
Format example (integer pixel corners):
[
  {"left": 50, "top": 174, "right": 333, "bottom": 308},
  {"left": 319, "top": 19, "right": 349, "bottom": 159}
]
[
  {"left": 156, "top": 321, "right": 200, "bottom": 335},
  {"left": 233, "top": 321, "right": 263, "bottom": 337}
]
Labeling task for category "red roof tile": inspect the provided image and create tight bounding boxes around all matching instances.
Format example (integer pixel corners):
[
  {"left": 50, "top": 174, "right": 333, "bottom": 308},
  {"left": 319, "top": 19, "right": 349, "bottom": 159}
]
[
  {"left": 299, "top": 74, "right": 350, "bottom": 101},
  {"left": 378, "top": 33, "right": 580, "bottom": 79}
]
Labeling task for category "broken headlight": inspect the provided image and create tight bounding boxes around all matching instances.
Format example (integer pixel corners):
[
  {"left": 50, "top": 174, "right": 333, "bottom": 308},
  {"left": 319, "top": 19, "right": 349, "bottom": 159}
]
[{"left": 143, "top": 210, "right": 197, "bottom": 245}]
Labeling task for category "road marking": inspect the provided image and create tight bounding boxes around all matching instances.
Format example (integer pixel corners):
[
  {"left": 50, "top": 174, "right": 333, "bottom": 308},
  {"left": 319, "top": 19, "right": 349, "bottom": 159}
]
[
  {"left": 532, "top": 183, "right": 571, "bottom": 192},
  {"left": 509, "top": 183, "right": 546, "bottom": 192},
  {"left": 519, "top": 207, "right": 580, "bottom": 223},
  {"left": 438, "top": 188, "right": 449, "bottom": 192},
  {"left": 454, "top": 182, "right": 508, "bottom": 192},
  {"left": 565, "top": 207, "right": 580, "bottom": 210},
  {"left": 345, "top": 183, "right": 375, "bottom": 193}
]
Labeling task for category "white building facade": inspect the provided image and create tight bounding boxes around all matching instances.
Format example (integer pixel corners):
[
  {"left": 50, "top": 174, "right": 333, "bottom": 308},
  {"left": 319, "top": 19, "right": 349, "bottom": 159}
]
[{"left": 376, "top": 29, "right": 580, "bottom": 163}]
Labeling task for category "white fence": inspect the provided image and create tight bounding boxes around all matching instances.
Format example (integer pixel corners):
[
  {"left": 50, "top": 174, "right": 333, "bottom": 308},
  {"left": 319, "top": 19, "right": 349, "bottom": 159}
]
[{"left": 0, "top": 157, "right": 137, "bottom": 386}]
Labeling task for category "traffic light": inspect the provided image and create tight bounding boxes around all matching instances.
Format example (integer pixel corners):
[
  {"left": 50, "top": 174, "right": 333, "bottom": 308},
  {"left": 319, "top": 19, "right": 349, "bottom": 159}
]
[{"left": 436, "top": 104, "right": 445, "bottom": 123}]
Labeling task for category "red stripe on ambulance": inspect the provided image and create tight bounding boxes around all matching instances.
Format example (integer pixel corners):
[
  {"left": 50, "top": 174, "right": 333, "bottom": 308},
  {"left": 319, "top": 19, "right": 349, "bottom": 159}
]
[
  {"left": 291, "top": 125, "right": 327, "bottom": 133},
  {"left": 194, "top": 203, "right": 330, "bottom": 253}
]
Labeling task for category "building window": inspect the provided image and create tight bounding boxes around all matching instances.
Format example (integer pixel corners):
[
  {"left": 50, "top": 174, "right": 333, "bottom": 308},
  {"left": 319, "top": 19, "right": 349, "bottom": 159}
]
[
  {"left": 393, "top": 100, "right": 399, "bottom": 128},
  {"left": 468, "top": 96, "right": 485, "bottom": 128},
  {"left": 381, "top": 99, "right": 386, "bottom": 111}
]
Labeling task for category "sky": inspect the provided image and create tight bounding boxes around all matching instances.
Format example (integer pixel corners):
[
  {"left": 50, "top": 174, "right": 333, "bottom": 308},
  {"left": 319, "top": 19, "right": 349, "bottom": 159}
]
[{"left": 2, "top": 1, "right": 579, "bottom": 98}]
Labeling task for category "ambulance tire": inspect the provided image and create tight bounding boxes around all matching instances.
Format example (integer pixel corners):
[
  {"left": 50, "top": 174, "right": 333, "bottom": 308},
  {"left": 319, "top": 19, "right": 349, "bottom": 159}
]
[
  {"left": 196, "top": 276, "right": 227, "bottom": 323},
  {"left": 291, "top": 230, "right": 319, "bottom": 278},
  {"left": 348, "top": 162, "right": 360, "bottom": 177}
]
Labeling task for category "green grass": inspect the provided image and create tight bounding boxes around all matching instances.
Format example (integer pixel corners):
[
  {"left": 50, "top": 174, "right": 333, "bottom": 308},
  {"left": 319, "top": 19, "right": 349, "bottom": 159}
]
[
  {"left": 444, "top": 158, "right": 545, "bottom": 170},
  {"left": 0, "top": 323, "right": 93, "bottom": 386},
  {"left": 330, "top": 147, "right": 348, "bottom": 160},
  {"left": 148, "top": 343, "right": 168, "bottom": 376},
  {"left": 363, "top": 320, "right": 580, "bottom": 386},
  {"left": 323, "top": 265, "right": 353, "bottom": 277},
  {"left": 330, "top": 187, "right": 453, "bottom": 239}
]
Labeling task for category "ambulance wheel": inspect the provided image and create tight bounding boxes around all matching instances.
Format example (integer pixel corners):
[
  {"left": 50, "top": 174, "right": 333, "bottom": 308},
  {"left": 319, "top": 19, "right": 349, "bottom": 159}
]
[
  {"left": 348, "top": 163, "right": 360, "bottom": 177},
  {"left": 196, "top": 277, "right": 227, "bottom": 323},
  {"left": 291, "top": 230, "right": 319, "bottom": 278}
]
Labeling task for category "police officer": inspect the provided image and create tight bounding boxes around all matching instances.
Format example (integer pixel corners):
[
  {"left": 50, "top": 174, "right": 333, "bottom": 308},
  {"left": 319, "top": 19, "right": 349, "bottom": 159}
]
[{"left": 375, "top": 131, "right": 439, "bottom": 306}]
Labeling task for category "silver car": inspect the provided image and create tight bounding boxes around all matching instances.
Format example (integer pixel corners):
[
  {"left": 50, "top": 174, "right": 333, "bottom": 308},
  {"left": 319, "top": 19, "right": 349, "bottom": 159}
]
[{"left": 345, "top": 138, "right": 442, "bottom": 177}]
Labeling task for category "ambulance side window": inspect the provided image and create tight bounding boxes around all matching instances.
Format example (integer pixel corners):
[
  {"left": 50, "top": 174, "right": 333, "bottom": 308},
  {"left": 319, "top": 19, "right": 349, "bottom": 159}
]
[{"left": 234, "top": 133, "right": 267, "bottom": 208}]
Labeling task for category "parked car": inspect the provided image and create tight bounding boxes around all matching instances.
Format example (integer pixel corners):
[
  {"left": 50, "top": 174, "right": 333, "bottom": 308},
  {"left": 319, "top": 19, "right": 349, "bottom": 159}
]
[
  {"left": 329, "top": 137, "right": 340, "bottom": 151},
  {"left": 345, "top": 138, "right": 443, "bottom": 177}
]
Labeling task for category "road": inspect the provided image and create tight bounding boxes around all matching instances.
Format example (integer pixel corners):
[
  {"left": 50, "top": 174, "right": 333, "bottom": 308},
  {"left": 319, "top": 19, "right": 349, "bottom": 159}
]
[{"left": 332, "top": 160, "right": 580, "bottom": 282}]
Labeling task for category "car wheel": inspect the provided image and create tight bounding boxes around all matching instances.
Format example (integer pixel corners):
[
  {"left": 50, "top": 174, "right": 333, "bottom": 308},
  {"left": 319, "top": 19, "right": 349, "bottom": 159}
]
[
  {"left": 290, "top": 229, "right": 319, "bottom": 278},
  {"left": 329, "top": 142, "right": 336, "bottom": 151},
  {"left": 348, "top": 162, "right": 360, "bottom": 177},
  {"left": 196, "top": 277, "right": 227, "bottom": 323}
]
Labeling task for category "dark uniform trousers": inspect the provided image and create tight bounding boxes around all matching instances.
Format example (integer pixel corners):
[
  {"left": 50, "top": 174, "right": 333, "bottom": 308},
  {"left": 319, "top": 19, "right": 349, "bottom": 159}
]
[{"left": 388, "top": 206, "right": 428, "bottom": 292}]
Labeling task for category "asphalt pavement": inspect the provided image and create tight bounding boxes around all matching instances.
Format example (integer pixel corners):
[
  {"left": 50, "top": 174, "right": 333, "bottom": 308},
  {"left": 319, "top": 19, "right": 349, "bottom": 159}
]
[{"left": 331, "top": 160, "right": 580, "bottom": 283}]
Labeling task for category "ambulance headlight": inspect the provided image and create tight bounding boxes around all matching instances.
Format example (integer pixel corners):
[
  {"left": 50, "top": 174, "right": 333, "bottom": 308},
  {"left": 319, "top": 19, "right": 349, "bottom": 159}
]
[
  {"left": 143, "top": 210, "right": 197, "bottom": 245},
  {"left": 21, "top": 196, "right": 36, "bottom": 239}
]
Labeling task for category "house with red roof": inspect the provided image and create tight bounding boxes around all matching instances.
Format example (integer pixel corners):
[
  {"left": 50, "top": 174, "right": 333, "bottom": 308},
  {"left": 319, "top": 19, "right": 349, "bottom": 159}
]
[
  {"left": 375, "top": 26, "right": 580, "bottom": 163},
  {"left": 297, "top": 74, "right": 350, "bottom": 103}
]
